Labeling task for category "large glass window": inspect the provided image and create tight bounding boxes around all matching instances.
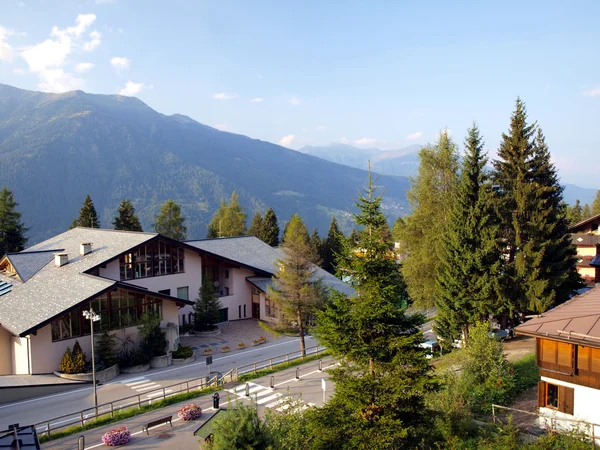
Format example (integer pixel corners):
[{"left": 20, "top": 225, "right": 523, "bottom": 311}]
[
  {"left": 119, "top": 240, "right": 185, "bottom": 281},
  {"left": 546, "top": 383, "right": 559, "bottom": 409}
]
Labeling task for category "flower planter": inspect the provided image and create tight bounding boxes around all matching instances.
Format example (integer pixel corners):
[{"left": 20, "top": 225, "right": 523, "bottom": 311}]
[
  {"left": 102, "top": 426, "right": 131, "bottom": 446},
  {"left": 171, "top": 355, "right": 195, "bottom": 365},
  {"left": 120, "top": 363, "right": 150, "bottom": 374},
  {"left": 203, "top": 349, "right": 213, "bottom": 356},
  {"left": 178, "top": 403, "right": 202, "bottom": 421},
  {"left": 150, "top": 353, "right": 172, "bottom": 369},
  {"left": 221, "top": 347, "right": 231, "bottom": 353},
  {"left": 54, "top": 363, "right": 120, "bottom": 383},
  {"left": 237, "top": 343, "right": 246, "bottom": 350}
]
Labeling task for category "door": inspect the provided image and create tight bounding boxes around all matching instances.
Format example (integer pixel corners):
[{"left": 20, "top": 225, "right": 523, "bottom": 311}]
[{"left": 252, "top": 302, "right": 260, "bottom": 319}]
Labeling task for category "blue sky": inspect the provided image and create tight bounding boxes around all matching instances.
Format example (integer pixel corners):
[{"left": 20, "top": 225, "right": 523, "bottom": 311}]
[{"left": 1, "top": 0, "right": 599, "bottom": 187}]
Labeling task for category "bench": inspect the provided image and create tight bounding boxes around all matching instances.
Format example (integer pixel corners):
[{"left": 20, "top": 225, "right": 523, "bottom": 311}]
[{"left": 142, "top": 415, "right": 173, "bottom": 435}]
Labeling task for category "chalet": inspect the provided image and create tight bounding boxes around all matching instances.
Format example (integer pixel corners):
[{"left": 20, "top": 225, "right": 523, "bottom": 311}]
[
  {"left": 515, "top": 285, "right": 600, "bottom": 435},
  {"left": 569, "top": 213, "right": 600, "bottom": 285},
  {"left": 0, "top": 229, "right": 351, "bottom": 375}
]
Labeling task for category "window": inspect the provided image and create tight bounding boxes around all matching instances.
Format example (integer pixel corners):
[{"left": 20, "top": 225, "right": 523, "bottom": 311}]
[
  {"left": 239, "top": 305, "right": 242, "bottom": 319},
  {"left": 158, "top": 289, "right": 171, "bottom": 296},
  {"left": 224, "top": 287, "right": 229, "bottom": 296},
  {"left": 243, "top": 304, "right": 246, "bottom": 318},
  {"left": 538, "top": 381, "right": 574, "bottom": 415},
  {"left": 173, "top": 247, "right": 185, "bottom": 274},
  {"left": 546, "top": 383, "right": 559, "bottom": 409},
  {"left": 225, "top": 270, "right": 229, "bottom": 279},
  {"left": 177, "top": 286, "right": 189, "bottom": 300},
  {"left": 155, "top": 241, "right": 172, "bottom": 276},
  {"left": 118, "top": 240, "right": 186, "bottom": 281}
]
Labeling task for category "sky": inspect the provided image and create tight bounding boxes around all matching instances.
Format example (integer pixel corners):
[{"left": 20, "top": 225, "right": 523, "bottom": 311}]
[{"left": 0, "top": 0, "right": 599, "bottom": 187}]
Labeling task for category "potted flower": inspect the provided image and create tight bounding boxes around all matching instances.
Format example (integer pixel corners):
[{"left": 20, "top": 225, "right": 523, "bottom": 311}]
[
  {"left": 102, "top": 426, "right": 131, "bottom": 446},
  {"left": 203, "top": 348, "right": 213, "bottom": 355},
  {"left": 178, "top": 403, "right": 203, "bottom": 421},
  {"left": 221, "top": 346, "right": 230, "bottom": 353},
  {"left": 259, "top": 336, "right": 267, "bottom": 343},
  {"left": 238, "top": 342, "right": 246, "bottom": 349}
]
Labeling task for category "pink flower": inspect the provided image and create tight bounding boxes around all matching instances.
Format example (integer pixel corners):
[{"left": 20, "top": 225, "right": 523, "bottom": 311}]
[
  {"left": 101, "top": 426, "right": 131, "bottom": 446},
  {"left": 177, "top": 403, "right": 202, "bottom": 421}
]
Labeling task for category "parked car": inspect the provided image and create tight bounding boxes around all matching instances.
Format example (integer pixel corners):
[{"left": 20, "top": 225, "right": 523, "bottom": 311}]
[{"left": 489, "top": 328, "right": 513, "bottom": 340}]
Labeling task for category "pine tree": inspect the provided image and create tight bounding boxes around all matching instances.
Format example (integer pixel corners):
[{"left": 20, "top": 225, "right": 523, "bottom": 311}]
[
  {"left": 493, "top": 100, "right": 581, "bottom": 317},
  {"left": 247, "top": 212, "right": 264, "bottom": 238},
  {"left": 112, "top": 199, "right": 143, "bottom": 232},
  {"left": 322, "top": 217, "right": 344, "bottom": 275},
  {"left": 311, "top": 169, "right": 435, "bottom": 449},
  {"left": 592, "top": 190, "right": 600, "bottom": 216},
  {"left": 193, "top": 277, "right": 223, "bottom": 331},
  {"left": 566, "top": 200, "right": 583, "bottom": 225},
  {"left": 268, "top": 214, "right": 326, "bottom": 356},
  {"left": 153, "top": 200, "right": 187, "bottom": 240},
  {"left": 71, "top": 194, "right": 100, "bottom": 229},
  {"left": 0, "top": 187, "right": 27, "bottom": 256},
  {"left": 262, "top": 208, "right": 280, "bottom": 246},
  {"left": 582, "top": 203, "right": 592, "bottom": 220},
  {"left": 391, "top": 216, "right": 405, "bottom": 243},
  {"left": 309, "top": 228, "right": 324, "bottom": 266},
  {"left": 434, "top": 124, "right": 501, "bottom": 344},
  {"left": 207, "top": 192, "right": 247, "bottom": 238},
  {"left": 399, "top": 131, "right": 459, "bottom": 308}
]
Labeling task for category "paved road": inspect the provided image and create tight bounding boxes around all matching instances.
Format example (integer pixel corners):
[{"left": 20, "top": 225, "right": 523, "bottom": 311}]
[{"left": 0, "top": 335, "right": 318, "bottom": 431}]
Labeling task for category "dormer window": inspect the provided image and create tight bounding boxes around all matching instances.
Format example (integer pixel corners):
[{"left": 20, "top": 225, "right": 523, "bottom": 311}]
[{"left": 119, "top": 240, "right": 185, "bottom": 280}]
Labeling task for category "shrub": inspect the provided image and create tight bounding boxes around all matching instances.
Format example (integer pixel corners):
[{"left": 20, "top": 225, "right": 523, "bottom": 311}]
[
  {"left": 178, "top": 403, "right": 202, "bottom": 421},
  {"left": 59, "top": 341, "right": 87, "bottom": 374},
  {"left": 95, "top": 331, "right": 117, "bottom": 370},
  {"left": 138, "top": 313, "right": 167, "bottom": 357},
  {"left": 101, "top": 426, "right": 131, "bottom": 446},
  {"left": 238, "top": 342, "right": 246, "bottom": 349},
  {"left": 222, "top": 346, "right": 230, "bottom": 352},
  {"left": 172, "top": 344, "right": 194, "bottom": 359},
  {"left": 204, "top": 348, "right": 213, "bottom": 355},
  {"left": 207, "top": 402, "right": 270, "bottom": 449}
]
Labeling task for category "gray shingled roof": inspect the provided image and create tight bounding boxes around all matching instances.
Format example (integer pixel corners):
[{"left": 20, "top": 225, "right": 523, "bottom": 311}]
[
  {"left": 0, "top": 228, "right": 158, "bottom": 336},
  {"left": 6, "top": 250, "right": 58, "bottom": 282},
  {"left": 187, "top": 236, "right": 355, "bottom": 296},
  {"left": 246, "top": 276, "right": 273, "bottom": 293}
]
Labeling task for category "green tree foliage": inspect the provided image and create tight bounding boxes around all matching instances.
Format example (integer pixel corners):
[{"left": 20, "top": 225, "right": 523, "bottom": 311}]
[
  {"left": 247, "top": 212, "right": 264, "bottom": 238},
  {"left": 59, "top": 341, "right": 87, "bottom": 374},
  {"left": 311, "top": 171, "right": 436, "bottom": 449},
  {"left": 321, "top": 217, "right": 345, "bottom": 275},
  {"left": 391, "top": 216, "right": 405, "bottom": 243},
  {"left": 194, "top": 276, "right": 222, "bottom": 331},
  {"left": 492, "top": 99, "right": 581, "bottom": 317},
  {"left": 70, "top": 194, "right": 100, "bottom": 229},
  {"left": 137, "top": 312, "right": 167, "bottom": 357},
  {"left": 0, "top": 187, "right": 27, "bottom": 256},
  {"left": 582, "top": 203, "right": 592, "bottom": 220},
  {"left": 95, "top": 331, "right": 117, "bottom": 370},
  {"left": 309, "top": 228, "right": 324, "bottom": 266},
  {"left": 207, "top": 191, "right": 247, "bottom": 238},
  {"left": 268, "top": 214, "right": 326, "bottom": 356},
  {"left": 153, "top": 200, "right": 187, "bottom": 240},
  {"left": 112, "top": 199, "right": 143, "bottom": 232},
  {"left": 399, "top": 131, "right": 460, "bottom": 308},
  {"left": 592, "top": 190, "right": 600, "bottom": 217},
  {"left": 262, "top": 207, "right": 280, "bottom": 246},
  {"left": 207, "top": 402, "right": 271, "bottom": 450},
  {"left": 435, "top": 124, "right": 501, "bottom": 344},
  {"left": 566, "top": 200, "right": 583, "bottom": 225}
]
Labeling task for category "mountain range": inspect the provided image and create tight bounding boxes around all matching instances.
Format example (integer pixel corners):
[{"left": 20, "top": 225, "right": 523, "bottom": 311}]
[{"left": 0, "top": 84, "right": 410, "bottom": 244}]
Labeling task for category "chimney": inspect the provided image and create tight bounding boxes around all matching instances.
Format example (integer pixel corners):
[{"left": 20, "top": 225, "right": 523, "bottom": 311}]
[
  {"left": 55, "top": 253, "right": 68, "bottom": 267},
  {"left": 80, "top": 243, "right": 92, "bottom": 256}
]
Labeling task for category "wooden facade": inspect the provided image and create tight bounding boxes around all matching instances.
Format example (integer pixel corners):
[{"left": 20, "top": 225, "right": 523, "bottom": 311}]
[{"left": 536, "top": 337, "right": 600, "bottom": 390}]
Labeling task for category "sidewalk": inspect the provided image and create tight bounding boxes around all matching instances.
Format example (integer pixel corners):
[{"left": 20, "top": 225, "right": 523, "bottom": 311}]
[{"left": 42, "top": 355, "right": 335, "bottom": 450}]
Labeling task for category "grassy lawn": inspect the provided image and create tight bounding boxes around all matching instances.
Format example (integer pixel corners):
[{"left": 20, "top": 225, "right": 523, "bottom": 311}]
[{"left": 512, "top": 353, "right": 539, "bottom": 395}]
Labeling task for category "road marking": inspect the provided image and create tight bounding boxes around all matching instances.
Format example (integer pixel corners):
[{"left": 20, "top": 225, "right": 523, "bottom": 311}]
[{"left": 274, "top": 363, "right": 337, "bottom": 388}]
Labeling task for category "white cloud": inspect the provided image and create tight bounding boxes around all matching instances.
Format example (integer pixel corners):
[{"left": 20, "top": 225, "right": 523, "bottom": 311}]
[
  {"left": 406, "top": 131, "right": 423, "bottom": 140},
  {"left": 354, "top": 138, "right": 376, "bottom": 146},
  {"left": 583, "top": 87, "right": 600, "bottom": 97},
  {"left": 290, "top": 96, "right": 301, "bottom": 105},
  {"left": 111, "top": 56, "right": 130, "bottom": 70},
  {"left": 38, "top": 69, "right": 84, "bottom": 92},
  {"left": 213, "top": 123, "right": 230, "bottom": 131},
  {"left": 250, "top": 97, "right": 263, "bottom": 103},
  {"left": 75, "top": 62, "right": 94, "bottom": 73},
  {"left": 316, "top": 125, "right": 327, "bottom": 131},
  {"left": 83, "top": 30, "right": 101, "bottom": 51},
  {"left": 50, "top": 14, "right": 96, "bottom": 39},
  {"left": 278, "top": 134, "right": 296, "bottom": 147},
  {"left": 0, "top": 26, "right": 17, "bottom": 62},
  {"left": 212, "top": 92, "right": 237, "bottom": 100},
  {"left": 118, "top": 80, "right": 144, "bottom": 96},
  {"left": 13, "top": 67, "right": 24, "bottom": 74},
  {"left": 339, "top": 137, "right": 350, "bottom": 144}
]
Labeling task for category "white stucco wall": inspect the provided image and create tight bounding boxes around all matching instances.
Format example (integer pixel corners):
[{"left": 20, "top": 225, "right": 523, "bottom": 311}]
[
  {"left": 222, "top": 268, "right": 254, "bottom": 321},
  {"left": 11, "top": 336, "right": 30, "bottom": 375},
  {"left": 0, "top": 325, "right": 12, "bottom": 375},
  {"left": 578, "top": 246, "right": 597, "bottom": 257},
  {"left": 539, "top": 376, "right": 600, "bottom": 437}
]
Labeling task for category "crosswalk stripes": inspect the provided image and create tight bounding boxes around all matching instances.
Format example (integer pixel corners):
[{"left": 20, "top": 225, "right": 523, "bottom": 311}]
[
  {"left": 227, "top": 381, "right": 315, "bottom": 413},
  {"left": 120, "top": 376, "right": 172, "bottom": 398}
]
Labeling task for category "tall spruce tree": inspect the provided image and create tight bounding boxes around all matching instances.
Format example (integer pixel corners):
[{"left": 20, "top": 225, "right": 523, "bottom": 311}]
[
  {"left": 262, "top": 207, "right": 280, "bottom": 246},
  {"left": 153, "top": 200, "right": 187, "bottom": 240},
  {"left": 112, "top": 199, "right": 143, "bottom": 232},
  {"left": 71, "top": 194, "right": 100, "bottom": 229},
  {"left": 582, "top": 203, "right": 592, "bottom": 220},
  {"left": 309, "top": 228, "right": 324, "bottom": 266},
  {"left": 311, "top": 170, "right": 435, "bottom": 449},
  {"left": 566, "top": 200, "right": 583, "bottom": 225},
  {"left": 268, "top": 214, "right": 326, "bottom": 356},
  {"left": 493, "top": 99, "right": 581, "bottom": 317},
  {"left": 399, "top": 131, "right": 459, "bottom": 308},
  {"left": 592, "top": 190, "right": 600, "bottom": 216},
  {"left": 194, "top": 276, "right": 222, "bottom": 331},
  {"left": 434, "top": 124, "right": 501, "bottom": 344},
  {"left": 322, "top": 216, "right": 344, "bottom": 275},
  {"left": 247, "top": 212, "right": 264, "bottom": 238},
  {"left": 207, "top": 192, "right": 247, "bottom": 238},
  {"left": 0, "top": 187, "right": 28, "bottom": 256}
]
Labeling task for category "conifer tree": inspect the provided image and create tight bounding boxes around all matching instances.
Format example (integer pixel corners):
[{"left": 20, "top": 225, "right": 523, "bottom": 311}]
[
  {"left": 207, "top": 192, "right": 247, "bottom": 238},
  {"left": 309, "top": 228, "right": 324, "bottom": 266},
  {"left": 434, "top": 124, "right": 501, "bottom": 344},
  {"left": 0, "top": 187, "right": 27, "bottom": 256},
  {"left": 322, "top": 216, "right": 344, "bottom": 275},
  {"left": 247, "top": 212, "right": 264, "bottom": 238},
  {"left": 153, "top": 200, "right": 187, "bottom": 240},
  {"left": 582, "top": 203, "right": 592, "bottom": 220},
  {"left": 399, "top": 131, "right": 459, "bottom": 308},
  {"left": 262, "top": 207, "right": 280, "bottom": 246},
  {"left": 592, "top": 190, "right": 600, "bottom": 216},
  {"left": 194, "top": 276, "right": 222, "bottom": 331},
  {"left": 311, "top": 170, "right": 435, "bottom": 449},
  {"left": 391, "top": 216, "right": 405, "bottom": 243},
  {"left": 268, "top": 214, "right": 326, "bottom": 356},
  {"left": 71, "top": 194, "right": 100, "bottom": 229},
  {"left": 112, "top": 199, "right": 143, "bottom": 232},
  {"left": 566, "top": 200, "right": 583, "bottom": 225}
]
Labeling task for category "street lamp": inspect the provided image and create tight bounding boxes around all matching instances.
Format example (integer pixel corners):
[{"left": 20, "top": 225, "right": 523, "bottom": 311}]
[{"left": 82, "top": 308, "right": 101, "bottom": 414}]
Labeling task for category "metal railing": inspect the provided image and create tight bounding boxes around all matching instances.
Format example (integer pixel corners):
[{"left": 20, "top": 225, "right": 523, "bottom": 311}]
[{"left": 33, "top": 345, "right": 325, "bottom": 438}]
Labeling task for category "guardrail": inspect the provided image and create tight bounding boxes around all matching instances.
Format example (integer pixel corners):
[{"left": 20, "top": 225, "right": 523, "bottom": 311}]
[{"left": 34, "top": 345, "right": 325, "bottom": 438}]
